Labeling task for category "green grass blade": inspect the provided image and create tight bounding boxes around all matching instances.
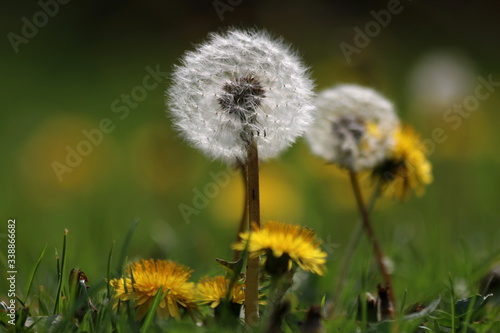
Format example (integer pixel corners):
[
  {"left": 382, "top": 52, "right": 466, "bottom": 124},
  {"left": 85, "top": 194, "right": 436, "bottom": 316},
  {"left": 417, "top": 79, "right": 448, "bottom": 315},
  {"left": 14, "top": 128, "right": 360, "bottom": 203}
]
[
  {"left": 400, "top": 289, "right": 407, "bottom": 315},
  {"left": 23, "top": 244, "right": 47, "bottom": 304},
  {"left": 140, "top": 287, "right": 167, "bottom": 333},
  {"left": 401, "top": 296, "right": 441, "bottom": 321},
  {"left": 448, "top": 274, "right": 456, "bottom": 333},
  {"left": 116, "top": 219, "right": 139, "bottom": 275},
  {"left": 107, "top": 241, "right": 116, "bottom": 300},
  {"left": 225, "top": 247, "right": 247, "bottom": 303},
  {"left": 461, "top": 296, "right": 477, "bottom": 333},
  {"left": 361, "top": 294, "right": 368, "bottom": 333},
  {"left": 53, "top": 229, "right": 69, "bottom": 315}
]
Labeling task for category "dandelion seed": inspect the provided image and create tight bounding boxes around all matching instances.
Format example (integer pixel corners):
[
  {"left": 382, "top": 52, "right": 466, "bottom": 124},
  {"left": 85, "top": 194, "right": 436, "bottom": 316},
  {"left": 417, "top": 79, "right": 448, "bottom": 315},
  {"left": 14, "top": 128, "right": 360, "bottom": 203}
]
[
  {"left": 109, "top": 259, "right": 197, "bottom": 320},
  {"left": 232, "top": 221, "right": 327, "bottom": 276},
  {"left": 373, "top": 124, "right": 432, "bottom": 200},
  {"left": 306, "top": 84, "right": 398, "bottom": 171},
  {"left": 167, "top": 29, "right": 315, "bottom": 163}
]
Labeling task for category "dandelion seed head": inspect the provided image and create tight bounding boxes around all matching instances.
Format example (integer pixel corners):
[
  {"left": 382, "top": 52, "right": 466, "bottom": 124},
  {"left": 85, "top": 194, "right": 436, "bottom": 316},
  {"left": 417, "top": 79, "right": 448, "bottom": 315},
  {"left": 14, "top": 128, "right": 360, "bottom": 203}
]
[
  {"left": 306, "top": 84, "right": 398, "bottom": 171},
  {"left": 167, "top": 29, "right": 315, "bottom": 163}
]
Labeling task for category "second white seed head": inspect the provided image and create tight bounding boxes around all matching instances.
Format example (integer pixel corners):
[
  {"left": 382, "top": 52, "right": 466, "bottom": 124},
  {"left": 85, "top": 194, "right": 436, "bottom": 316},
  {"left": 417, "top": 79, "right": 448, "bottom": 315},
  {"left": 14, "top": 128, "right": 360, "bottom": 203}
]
[{"left": 306, "top": 84, "right": 399, "bottom": 171}]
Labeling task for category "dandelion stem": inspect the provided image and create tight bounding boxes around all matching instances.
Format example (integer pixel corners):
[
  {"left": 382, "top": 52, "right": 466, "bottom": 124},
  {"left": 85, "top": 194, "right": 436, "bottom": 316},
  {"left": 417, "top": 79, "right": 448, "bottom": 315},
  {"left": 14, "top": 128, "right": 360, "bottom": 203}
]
[
  {"left": 245, "top": 139, "right": 261, "bottom": 325},
  {"left": 332, "top": 179, "right": 382, "bottom": 316},
  {"left": 234, "top": 161, "right": 248, "bottom": 261},
  {"left": 348, "top": 170, "right": 396, "bottom": 315}
]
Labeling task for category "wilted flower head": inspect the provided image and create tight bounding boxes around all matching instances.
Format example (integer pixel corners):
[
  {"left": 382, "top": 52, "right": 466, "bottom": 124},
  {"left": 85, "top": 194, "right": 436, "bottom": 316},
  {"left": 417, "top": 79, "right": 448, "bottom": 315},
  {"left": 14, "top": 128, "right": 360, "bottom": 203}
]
[
  {"left": 373, "top": 124, "right": 432, "bottom": 200},
  {"left": 306, "top": 84, "right": 399, "bottom": 171},
  {"left": 232, "top": 221, "right": 327, "bottom": 276},
  {"left": 167, "top": 29, "right": 315, "bottom": 163},
  {"left": 109, "top": 259, "right": 197, "bottom": 320}
]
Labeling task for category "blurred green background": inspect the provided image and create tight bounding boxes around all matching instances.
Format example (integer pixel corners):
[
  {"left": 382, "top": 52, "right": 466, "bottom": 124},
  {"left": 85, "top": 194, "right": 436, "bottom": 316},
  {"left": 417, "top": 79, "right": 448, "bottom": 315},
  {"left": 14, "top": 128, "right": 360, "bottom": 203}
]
[{"left": 1, "top": 0, "right": 499, "bottom": 304}]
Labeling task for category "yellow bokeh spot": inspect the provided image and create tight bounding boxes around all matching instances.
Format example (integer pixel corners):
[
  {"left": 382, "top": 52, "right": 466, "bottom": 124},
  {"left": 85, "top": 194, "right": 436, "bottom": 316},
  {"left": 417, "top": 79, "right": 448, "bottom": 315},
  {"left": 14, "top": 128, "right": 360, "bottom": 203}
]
[
  {"left": 128, "top": 122, "right": 203, "bottom": 192},
  {"left": 19, "top": 114, "right": 113, "bottom": 207},
  {"left": 210, "top": 164, "right": 304, "bottom": 228}
]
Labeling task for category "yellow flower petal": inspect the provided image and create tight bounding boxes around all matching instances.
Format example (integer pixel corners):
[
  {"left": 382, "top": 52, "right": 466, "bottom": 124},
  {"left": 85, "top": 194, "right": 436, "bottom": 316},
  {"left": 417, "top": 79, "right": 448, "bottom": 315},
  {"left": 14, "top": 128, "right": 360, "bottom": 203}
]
[
  {"left": 196, "top": 276, "right": 246, "bottom": 308},
  {"left": 374, "top": 124, "right": 433, "bottom": 200},
  {"left": 232, "top": 221, "right": 327, "bottom": 276},
  {"left": 109, "top": 259, "right": 197, "bottom": 320}
]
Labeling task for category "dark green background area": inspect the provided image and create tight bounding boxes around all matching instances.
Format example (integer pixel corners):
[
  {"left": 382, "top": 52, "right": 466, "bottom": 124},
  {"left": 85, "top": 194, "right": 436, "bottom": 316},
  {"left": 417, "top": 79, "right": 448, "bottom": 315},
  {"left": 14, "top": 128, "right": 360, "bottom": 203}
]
[{"left": 1, "top": 0, "right": 499, "bottom": 305}]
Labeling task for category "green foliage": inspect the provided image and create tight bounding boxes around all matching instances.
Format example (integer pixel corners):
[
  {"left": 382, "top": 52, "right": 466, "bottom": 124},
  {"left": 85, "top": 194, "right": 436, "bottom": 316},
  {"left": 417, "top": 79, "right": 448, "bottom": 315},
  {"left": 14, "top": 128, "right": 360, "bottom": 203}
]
[{"left": 2, "top": 233, "right": 498, "bottom": 333}]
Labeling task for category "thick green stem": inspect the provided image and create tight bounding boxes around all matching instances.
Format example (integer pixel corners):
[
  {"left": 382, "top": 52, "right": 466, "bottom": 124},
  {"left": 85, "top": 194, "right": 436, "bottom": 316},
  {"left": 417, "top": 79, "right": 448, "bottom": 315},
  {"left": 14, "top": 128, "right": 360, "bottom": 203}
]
[
  {"left": 348, "top": 170, "right": 396, "bottom": 316},
  {"left": 245, "top": 140, "right": 260, "bottom": 325}
]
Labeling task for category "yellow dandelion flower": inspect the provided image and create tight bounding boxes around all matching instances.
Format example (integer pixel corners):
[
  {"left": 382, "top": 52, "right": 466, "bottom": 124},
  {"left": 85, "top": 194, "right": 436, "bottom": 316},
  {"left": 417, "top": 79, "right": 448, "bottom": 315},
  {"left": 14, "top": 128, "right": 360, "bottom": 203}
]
[
  {"left": 110, "top": 259, "right": 197, "bottom": 320},
  {"left": 232, "top": 221, "right": 327, "bottom": 276},
  {"left": 196, "top": 276, "right": 245, "bottom": 308},
  {"left": 374, "top": 124, "right": 432, "bottom": 200}
]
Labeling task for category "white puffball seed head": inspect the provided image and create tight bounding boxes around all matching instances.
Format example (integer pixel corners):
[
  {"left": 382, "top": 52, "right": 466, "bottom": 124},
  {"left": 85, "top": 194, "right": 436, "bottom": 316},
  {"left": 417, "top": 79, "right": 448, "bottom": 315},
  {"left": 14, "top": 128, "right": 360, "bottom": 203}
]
[
  {"left": 167, "top": 29, "right": 315, "bottom": 164},
  {"left": 306, "top": 84, "right": 399, "bottom": 171}
]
